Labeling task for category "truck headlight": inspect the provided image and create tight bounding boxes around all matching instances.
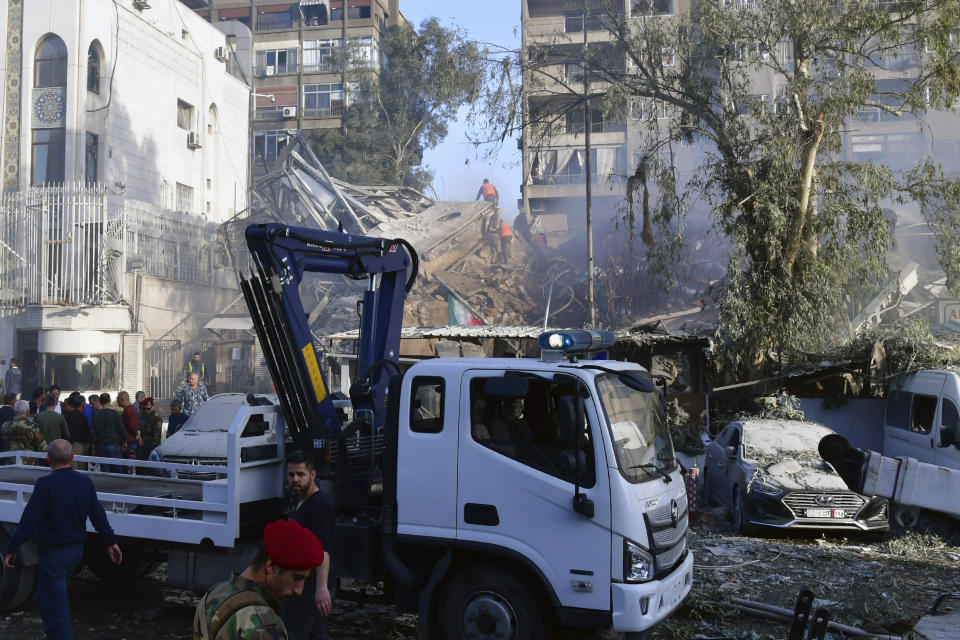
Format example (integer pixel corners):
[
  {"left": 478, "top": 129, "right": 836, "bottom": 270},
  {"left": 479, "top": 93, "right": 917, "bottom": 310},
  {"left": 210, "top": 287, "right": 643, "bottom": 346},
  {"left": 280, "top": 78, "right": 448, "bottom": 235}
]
[{"left": 624, "top": 539, "right": 654, "bottom": 583}]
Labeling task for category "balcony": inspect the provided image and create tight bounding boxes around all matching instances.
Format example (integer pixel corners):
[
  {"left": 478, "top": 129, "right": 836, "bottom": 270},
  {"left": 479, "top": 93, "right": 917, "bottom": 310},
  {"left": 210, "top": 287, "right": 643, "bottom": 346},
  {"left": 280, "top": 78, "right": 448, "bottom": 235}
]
[
  {"left": 303, "top": 59, "right": 339, "bottom": 74},
  {"left": 255, "top": 61, "right": 298, "bottom": 78},
  {"left": 303, "top": 104, "right": 344, "bottom": 119},
  {"left": 255, "top": 106, "right": 290, "bottom": 121}
]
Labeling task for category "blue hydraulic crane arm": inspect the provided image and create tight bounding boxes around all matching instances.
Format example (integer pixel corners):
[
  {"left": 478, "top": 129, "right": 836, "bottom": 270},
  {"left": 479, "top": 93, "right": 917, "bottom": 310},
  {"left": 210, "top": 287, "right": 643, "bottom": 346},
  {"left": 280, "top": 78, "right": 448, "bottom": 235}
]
[{"left": 240, "top": 223, "right": 417, "bottom": 461}]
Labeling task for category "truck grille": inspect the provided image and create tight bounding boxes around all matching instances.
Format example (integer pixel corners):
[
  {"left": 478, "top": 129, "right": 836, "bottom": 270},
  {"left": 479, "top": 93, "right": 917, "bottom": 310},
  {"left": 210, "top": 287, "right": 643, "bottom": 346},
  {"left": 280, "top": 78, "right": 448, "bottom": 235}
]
[
  {"left": 783, "top": 491, "right": 865, "bottom": 515},
  {"left": 644, "top": 490, "right": 689, "bottom": 578}
]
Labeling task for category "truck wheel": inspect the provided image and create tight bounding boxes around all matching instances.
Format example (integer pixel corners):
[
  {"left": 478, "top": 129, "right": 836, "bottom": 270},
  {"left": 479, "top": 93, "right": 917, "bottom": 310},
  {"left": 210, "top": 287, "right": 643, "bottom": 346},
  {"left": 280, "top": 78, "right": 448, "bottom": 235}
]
[
  {"left": 83, "top": 538, "right": 151, "bottom": 582},
  {"left": 440, "top": 565, "right": 548, "bottom": 640},
  {"left": 0, "top": 530, "right": 38, "bottom": 612}
]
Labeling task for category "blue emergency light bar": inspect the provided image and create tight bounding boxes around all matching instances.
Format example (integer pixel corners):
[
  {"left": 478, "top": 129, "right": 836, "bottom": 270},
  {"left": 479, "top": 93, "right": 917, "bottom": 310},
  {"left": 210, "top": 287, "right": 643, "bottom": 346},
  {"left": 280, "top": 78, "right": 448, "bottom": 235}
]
[{"left": 538, "top": 329, "right": 615, "bottom": 353}]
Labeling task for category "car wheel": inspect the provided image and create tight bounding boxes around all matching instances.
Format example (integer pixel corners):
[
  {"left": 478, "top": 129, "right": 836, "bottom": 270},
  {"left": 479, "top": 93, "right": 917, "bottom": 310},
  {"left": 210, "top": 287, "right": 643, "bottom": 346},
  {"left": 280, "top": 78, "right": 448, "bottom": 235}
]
[
  {"left": 440, "top": 565, "right": 549, "bottom": 640},
  {"left": 732, "top": 488, "right": 752, "bottom": 535}
]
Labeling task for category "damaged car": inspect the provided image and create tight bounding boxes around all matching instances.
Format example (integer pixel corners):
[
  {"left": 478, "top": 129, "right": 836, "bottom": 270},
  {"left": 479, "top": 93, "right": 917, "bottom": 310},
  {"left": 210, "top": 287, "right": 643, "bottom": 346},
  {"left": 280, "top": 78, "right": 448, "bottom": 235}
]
[{"left": 703, "top": 419, "right": 888, "bottom": 533}]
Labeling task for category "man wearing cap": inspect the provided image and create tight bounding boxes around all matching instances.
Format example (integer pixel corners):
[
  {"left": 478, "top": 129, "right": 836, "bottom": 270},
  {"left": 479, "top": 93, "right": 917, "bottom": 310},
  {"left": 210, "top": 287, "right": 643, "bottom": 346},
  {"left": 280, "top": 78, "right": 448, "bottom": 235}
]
[{"left": 194, "top": 519, "right": 326, "bottom": 640}]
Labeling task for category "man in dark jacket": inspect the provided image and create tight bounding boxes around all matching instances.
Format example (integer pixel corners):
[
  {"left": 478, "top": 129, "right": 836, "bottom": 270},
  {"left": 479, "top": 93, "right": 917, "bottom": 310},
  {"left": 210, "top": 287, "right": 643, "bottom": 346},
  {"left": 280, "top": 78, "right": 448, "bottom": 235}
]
[
  {"left": 64, "top": 395, "right": 91, "bottom": 469},
  {"left": 3, "top": 359, "right": 21, "bottom": 398},
  {"left": 4, "top": 439, "right": 122, "bottom": 639},
  {"left": 34, "top": 394, "right": 69, "bottom": 446},
  {"left": 91, "top": 393, "right": 125, "bottom": 473},
  {"left": 0, "top": 393, "right": 16, "bottom": 452}
]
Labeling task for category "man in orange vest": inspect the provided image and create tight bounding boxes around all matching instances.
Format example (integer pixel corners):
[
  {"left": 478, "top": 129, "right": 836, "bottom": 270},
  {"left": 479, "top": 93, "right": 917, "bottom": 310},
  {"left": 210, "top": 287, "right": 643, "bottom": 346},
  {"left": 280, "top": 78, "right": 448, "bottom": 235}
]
[
  {"left": 498, "top": 219, "right": 514, "bottom": 263},
  {"left": 476, "top": 179, "right": 499, "bottom": 207}
]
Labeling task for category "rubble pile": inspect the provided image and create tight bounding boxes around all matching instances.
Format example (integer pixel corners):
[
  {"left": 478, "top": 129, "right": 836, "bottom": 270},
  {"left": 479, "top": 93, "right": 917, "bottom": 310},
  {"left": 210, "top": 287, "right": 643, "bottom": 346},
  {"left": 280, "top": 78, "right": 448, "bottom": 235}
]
[{"left": 227, "top": 134, "right": 551, "bottom": 336}]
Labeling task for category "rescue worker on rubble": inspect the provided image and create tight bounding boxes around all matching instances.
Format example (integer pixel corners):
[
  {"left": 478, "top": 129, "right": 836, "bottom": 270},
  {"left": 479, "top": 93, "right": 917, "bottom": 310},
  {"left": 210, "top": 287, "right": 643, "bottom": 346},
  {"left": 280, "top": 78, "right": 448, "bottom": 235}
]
[
  {"left": 476, "top": 178, "right": 499, "bottom": 207},
  {"left": 498, "top": 219, "right": 514, "bottom": 264},
  {"left": 193, "top": 519, "right": 326, "bottom": 640},
  {"left": 2, "top": 399, "right": 46, "bottom": 464}
]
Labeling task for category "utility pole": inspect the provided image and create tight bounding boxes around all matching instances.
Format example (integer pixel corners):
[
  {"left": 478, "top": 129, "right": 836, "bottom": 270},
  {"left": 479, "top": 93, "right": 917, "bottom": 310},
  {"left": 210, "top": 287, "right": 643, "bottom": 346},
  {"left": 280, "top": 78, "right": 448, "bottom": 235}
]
[{"left": 583, "top": 0, "right": 596, "bottom": 328}]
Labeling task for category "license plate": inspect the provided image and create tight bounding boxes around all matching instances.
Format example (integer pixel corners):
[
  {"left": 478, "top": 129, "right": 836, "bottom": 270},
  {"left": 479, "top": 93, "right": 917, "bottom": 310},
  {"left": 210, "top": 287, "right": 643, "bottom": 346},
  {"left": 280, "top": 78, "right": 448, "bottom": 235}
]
[{"left": 806, "top": 508, "right": 845, "bottom": 518}]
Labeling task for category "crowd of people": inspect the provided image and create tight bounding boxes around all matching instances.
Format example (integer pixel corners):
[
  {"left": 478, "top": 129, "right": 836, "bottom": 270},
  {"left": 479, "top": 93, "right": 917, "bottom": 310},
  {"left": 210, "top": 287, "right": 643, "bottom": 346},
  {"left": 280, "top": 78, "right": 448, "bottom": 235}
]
[{"left": 0, "top": 356, "right": 212, "bottom": 471}]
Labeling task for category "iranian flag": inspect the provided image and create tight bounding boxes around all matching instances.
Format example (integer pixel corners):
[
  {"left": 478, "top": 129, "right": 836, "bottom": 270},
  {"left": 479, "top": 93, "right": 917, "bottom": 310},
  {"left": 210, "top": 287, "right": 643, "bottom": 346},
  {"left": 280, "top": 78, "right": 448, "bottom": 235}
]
[{"left": 448, "top": 295, "right": 482, "bottom": 326}]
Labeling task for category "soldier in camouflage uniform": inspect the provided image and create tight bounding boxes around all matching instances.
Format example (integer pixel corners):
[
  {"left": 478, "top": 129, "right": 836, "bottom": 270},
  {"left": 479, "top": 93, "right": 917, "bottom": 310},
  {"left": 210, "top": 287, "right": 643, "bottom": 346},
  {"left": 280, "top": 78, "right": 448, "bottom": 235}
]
[
  {"left": 2, "top": 400, "right": 46, "bottom": 464},
  {"left": 194, "top": 519, "right": 325, "bottom": 640},
  {"left": 136, "top": 397, "right": 162, "bottom": 460}
]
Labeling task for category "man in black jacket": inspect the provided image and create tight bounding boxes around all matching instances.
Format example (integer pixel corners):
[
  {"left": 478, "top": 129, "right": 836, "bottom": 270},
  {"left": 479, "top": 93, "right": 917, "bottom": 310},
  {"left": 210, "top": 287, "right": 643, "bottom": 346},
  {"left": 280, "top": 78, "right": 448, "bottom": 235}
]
[
  {"left": 5, "top": 439, "right": 122, "bottom": 639},
  {"left": 282, "top": 450, "right": 335, "bottom": 640}
]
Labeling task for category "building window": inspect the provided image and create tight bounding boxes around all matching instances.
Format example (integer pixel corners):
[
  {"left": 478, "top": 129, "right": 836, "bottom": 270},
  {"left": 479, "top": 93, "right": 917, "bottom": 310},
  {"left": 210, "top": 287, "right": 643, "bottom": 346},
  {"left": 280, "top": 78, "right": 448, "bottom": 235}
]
[
  {"left": 177, "top": 99, "right": 195, "bottom": 130},
  {"left": 255, "top": 48, "right": 299, "bottom": 76},
  {"left": 87, "top": 42, "right": 101, "bottom": 94},
  {"left": 44, "top": 354, "right": 117, "bottom": 391},
  {"left": 31, "top": 129, "right": 66, "bottom": 186},
  {"left": 631, "top": 0, "right": 674, "bottom": 16},
  {"left": 85, "top": 133, "right": 98, "bottom": 184},
  {"left": 257, "top": 5, "right": 295, "bottom": 30},
  {"left": 35, "top": 35, "right": 67, "bottom": 88},
  {"left": 175, "top": 183, "right": 194, "bottom": 212},
  {"left": 348, "top": 36, "right": 379, "bottom": 69},
  {"left": 630, "top": 97, "right": 675, "bottom": 120},
  {"left": 254, "top": 130, "right": 291, "bottom": 166},
  {"left": 304, "top": 39, "right": 340, "bottom": 73},
  {"left": 303, "top": 83, "right": 344, "bottom": 118},
  {"left": 348, "top": 2, "right": 372, "bottom": 20},
  {"left": 302, "top": 4, "right": 328, "bottom": 26},
  {"left": 564, "top": 11, "right": 611, "bottom": 33}
]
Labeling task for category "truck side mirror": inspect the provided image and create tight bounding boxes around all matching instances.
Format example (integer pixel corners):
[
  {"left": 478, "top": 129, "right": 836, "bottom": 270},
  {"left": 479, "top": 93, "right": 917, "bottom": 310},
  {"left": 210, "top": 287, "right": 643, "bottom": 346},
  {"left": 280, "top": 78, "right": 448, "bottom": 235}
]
[
  {"left": 573, "top": 493, "right": 594, "bottom": 518},
  {"left": 725, "top": 445, "right": 737, "bottom": 459},
  {"left": 940, "top": 426, "right": 956, "bottom": 448}
]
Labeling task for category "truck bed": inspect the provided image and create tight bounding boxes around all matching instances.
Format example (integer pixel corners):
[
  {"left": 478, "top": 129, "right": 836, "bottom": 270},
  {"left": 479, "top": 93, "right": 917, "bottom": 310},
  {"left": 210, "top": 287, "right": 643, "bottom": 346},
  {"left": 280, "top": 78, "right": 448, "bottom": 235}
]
[{"left": 0, "top": 446, "right": 284, "bottom": 548}]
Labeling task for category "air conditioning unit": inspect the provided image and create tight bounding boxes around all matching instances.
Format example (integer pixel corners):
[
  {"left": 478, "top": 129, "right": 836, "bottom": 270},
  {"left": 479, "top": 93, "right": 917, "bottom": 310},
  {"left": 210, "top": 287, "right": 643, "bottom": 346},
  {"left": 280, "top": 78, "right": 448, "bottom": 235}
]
[
  {"left": 282, "top": 106, "right": 298, "bottom": 118},
  {"left": 264, "top": 65, "right": 275, "bottom": 77},
  {"left": 214, "top": 46, "right": 228, "bottom": 63},
  {"left": 133, "top": 0, "right": 151, "bottom": 10},
  {"left": 186, "top": 131, "right": 202, "bottom": 149}
]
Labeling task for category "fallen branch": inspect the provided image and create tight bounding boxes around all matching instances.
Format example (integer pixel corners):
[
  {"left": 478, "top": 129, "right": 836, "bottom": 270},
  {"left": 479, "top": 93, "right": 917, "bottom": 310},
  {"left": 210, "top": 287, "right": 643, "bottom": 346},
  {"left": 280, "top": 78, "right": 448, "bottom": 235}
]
[{"left": 733, "top": 598, "right": 901, "bottom": 640}]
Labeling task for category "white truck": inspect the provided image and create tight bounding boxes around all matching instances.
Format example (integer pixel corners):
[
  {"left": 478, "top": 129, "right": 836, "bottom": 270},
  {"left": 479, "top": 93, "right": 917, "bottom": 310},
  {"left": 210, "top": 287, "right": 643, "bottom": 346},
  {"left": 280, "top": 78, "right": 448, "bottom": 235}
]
[{"left": 0, "top": 224, "right": 693, "bottom": 639}]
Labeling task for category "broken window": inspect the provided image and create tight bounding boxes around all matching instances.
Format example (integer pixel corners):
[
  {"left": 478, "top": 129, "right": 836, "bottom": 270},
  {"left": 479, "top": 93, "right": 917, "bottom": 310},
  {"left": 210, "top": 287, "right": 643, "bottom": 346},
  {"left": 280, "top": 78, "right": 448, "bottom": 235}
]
[
  {"left": 911, "top": 394, "right": 937, "bottom": 434},
  {"left": 254, "top": 130, "right": 290, "bottom": 166},
  {"left": 410, "top": 376, "right": 444, "bottom": 434},
  {"left": 177, "top": 99, "right": 195, "bottom": 130},
  {"left": 886, "top": 390, "right": 912, "bottom": 430}
]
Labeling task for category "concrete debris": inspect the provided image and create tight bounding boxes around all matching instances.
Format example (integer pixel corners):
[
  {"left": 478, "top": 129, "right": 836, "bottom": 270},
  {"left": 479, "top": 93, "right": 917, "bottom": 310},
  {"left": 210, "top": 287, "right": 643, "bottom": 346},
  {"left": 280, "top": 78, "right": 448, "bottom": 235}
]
[{"left": 226, "top": 134, "right": 549, "bottom": 338}]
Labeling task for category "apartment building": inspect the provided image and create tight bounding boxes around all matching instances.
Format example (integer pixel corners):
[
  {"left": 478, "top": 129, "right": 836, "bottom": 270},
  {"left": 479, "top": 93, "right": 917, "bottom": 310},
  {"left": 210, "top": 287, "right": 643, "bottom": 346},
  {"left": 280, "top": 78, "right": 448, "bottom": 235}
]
[
  {"left": 0, "top": 0, "right": 250, "bottom": 398},
  {"left": 520, "top": 1, "right": 960, "bottom": 247},
  {"left": 194, "top": 0, "right": 400, "bottom": 171}
]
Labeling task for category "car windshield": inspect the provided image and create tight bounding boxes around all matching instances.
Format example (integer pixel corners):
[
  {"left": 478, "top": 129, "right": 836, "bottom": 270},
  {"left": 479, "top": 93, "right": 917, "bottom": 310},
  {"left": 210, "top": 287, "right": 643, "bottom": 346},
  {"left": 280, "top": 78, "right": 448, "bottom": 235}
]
[{"left": 595, "top": 373, "right": 676, "bottom": 483}]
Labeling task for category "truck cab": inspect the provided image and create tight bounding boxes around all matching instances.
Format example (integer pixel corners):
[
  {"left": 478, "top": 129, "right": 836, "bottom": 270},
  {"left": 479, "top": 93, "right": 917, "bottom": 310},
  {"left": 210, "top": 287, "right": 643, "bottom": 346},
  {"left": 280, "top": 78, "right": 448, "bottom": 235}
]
[
  {"left": 884, "top": 369, "right": 960, "bottom": 469},
  {"left": 395, "top": 350, "right": 692, "bottom": 636}
]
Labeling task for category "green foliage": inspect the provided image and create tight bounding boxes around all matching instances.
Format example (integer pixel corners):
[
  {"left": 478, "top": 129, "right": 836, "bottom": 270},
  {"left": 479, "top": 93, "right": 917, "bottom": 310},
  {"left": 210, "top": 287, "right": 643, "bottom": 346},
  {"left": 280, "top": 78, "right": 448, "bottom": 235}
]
[{"left": 311, "top": 19, "right": 484, "bottom": 191}]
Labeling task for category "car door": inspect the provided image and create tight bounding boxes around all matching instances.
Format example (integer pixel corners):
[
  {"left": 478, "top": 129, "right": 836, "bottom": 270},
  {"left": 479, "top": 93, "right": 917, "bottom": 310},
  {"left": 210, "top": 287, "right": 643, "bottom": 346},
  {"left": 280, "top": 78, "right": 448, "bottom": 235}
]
[
  {"left": 456, "top": 369, "right": 612, "bottom": 611},
  {"left": 884, "top": 372, "right": 945, "bottom": 462}
]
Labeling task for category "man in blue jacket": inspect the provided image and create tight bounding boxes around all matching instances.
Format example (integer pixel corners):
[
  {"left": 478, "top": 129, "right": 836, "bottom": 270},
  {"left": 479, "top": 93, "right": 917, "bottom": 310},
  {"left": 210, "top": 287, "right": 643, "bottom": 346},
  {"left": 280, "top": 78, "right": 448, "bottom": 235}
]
[{"left": 4, "top": 439, "right": 123, "bottom": 639}]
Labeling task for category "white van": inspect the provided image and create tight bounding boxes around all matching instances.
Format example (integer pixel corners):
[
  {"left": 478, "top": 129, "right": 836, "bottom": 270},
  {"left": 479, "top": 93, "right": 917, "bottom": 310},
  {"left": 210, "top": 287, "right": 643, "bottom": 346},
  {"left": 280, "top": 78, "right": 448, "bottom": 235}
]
[{"left": 883, "top": 370, "right": 960, "bottom": 469}]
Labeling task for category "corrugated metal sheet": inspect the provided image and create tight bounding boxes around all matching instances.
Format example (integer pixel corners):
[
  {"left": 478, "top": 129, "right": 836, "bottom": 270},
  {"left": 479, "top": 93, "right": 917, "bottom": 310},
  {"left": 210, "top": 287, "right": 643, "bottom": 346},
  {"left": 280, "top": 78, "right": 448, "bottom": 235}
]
[{"left": 326, "top": 325, "right": 557, "bottom": 341}]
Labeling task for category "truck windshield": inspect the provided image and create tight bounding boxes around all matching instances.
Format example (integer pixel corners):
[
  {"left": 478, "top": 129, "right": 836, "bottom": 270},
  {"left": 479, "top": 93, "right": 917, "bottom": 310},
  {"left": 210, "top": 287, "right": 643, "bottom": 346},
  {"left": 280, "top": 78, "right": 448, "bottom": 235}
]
[{"left": 595, "top": 374, "right": 676, "bottom": 483}]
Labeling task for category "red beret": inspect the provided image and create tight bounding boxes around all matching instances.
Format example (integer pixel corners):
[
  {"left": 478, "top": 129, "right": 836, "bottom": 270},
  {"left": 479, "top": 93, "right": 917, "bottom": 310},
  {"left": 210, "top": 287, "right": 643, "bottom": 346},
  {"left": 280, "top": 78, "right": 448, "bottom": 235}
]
[{"left": 263, "top": 519, "right": 325, "bottom": 570}]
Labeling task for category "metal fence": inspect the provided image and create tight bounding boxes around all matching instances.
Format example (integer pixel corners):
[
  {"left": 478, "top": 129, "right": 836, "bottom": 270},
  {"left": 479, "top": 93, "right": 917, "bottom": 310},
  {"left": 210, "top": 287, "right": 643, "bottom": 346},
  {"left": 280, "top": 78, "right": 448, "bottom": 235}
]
[
  {"left": 0, "top": 182, "right": 120, "bottom": 307},
  {"left": 145, "top": 339, "right": 183, "bottom": 400},
  {"left": 0, "top": 184, "right": 224, "bottom": 308}
]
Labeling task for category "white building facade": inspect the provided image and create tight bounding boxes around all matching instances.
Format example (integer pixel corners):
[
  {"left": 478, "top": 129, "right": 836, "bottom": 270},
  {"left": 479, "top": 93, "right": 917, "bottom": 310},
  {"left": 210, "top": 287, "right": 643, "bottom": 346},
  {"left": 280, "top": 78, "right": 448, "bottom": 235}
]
[{"left": 0, "top": 0, "right": 251, "bottom": 399}]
